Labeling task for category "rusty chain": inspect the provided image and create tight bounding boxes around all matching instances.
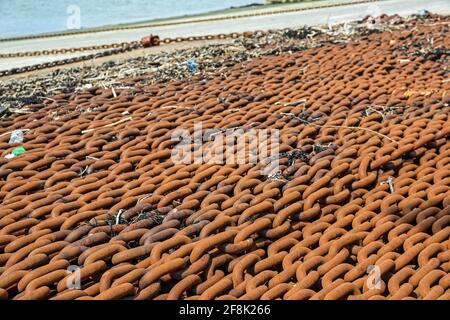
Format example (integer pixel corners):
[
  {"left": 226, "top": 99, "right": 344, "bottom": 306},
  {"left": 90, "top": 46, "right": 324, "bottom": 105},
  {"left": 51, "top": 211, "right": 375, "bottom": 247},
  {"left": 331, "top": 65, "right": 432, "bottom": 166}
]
[
  {"left": 0, "top": 31, "right": 261, "bottom": 77},
  {"left": 0, "top": 32, "right": 256, "bottom": 59},
  {"left": 0, "top": 41, "right": 142, "bottom": 58},
  {"left": 0, "top": 14, "right": 448, "bottom": 301}
]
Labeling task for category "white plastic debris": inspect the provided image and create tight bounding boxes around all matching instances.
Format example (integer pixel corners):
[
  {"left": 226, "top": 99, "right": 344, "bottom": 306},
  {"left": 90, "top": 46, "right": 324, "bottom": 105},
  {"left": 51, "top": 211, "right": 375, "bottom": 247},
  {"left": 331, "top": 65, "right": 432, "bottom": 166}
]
[
  {"left": 8, "top": 130, "right": 24, "bottom": 144},
  {"left": 4, "top": 146, "right": 26, "bottom": 159},
  {"left": 115, "top": 209, "right": 124, "bottom": 225},
  {"left": 380, "top": 176, "right": 395, "bottom": 193},
  {"left": 417, "top": 9, "right": 429, "bottom": 16}
]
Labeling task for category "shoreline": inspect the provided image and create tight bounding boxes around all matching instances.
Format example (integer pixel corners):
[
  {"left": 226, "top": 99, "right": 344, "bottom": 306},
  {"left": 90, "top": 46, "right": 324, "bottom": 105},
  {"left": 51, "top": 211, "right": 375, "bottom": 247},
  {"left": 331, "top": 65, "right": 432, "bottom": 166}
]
[{"left": 0, "top": 0, "right": 362, "bottom": 41}]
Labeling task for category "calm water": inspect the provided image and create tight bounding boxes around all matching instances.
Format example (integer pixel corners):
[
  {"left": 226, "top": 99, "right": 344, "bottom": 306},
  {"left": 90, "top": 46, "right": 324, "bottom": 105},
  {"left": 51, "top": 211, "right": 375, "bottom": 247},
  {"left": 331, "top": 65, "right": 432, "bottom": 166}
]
[{"left": 0, "top": 0, "right": 264, "bottom": 38}]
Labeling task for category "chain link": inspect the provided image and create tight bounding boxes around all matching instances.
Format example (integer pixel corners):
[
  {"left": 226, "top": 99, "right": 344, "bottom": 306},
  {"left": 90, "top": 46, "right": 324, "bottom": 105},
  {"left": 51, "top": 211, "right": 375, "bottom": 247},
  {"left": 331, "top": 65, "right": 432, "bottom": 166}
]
[
  {"left": 0, "top": 41, "right": 142, "bottom": 58},
  {"left": 0, "top": 42, "right": 144, "bottom": 77}
]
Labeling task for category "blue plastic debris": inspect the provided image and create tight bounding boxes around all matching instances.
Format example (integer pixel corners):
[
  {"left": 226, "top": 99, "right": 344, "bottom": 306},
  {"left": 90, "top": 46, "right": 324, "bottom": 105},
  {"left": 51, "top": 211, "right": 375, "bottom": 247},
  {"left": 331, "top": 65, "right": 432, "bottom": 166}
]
[{"left": 186, "top": 60, "right": 198, "bottom": 73}]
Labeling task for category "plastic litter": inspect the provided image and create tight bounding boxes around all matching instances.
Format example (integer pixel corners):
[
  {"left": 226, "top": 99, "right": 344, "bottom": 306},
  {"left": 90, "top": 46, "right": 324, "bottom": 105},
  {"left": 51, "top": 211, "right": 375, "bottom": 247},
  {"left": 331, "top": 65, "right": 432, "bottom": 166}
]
[
  {"left": 8, "top": 130, "right": 24, "bottom": 144},
  {"left": 186, "top": 60, "right": 198, "bottom": 73},
  {"left": 12, "top": 147, "right": 26, "bottom": 156},
  {"left": 5, "top": 146, "right": 26, "bottom": 159},
  {"left": 417, "top": 9, "right": 430, "bottom": 16}
]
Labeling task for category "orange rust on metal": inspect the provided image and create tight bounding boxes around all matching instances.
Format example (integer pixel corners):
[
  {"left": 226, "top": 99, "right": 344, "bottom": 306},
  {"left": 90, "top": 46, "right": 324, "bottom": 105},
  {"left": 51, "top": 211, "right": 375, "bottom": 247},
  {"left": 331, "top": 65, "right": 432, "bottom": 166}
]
[
  {"left": 0, "top": 14, "right": 449, "bottom": 300},
  {"left": 141, "top": 35, "right": 161, "bottom": 48}
]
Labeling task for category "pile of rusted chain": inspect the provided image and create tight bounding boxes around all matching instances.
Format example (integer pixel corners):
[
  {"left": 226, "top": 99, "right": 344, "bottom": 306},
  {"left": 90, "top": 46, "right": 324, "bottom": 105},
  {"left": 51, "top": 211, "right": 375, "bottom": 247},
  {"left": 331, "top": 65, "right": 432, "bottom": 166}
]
[{"left": 0, "top": 13, "right": 449, "bottom": 300}]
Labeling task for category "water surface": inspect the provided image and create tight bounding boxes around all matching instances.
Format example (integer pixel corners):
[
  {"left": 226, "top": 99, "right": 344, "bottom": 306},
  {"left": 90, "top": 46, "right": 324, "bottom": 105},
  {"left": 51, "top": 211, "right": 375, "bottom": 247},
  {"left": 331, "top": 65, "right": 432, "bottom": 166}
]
[{"left": 0, "top": 0, "right": 264, "bottom": 38}]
